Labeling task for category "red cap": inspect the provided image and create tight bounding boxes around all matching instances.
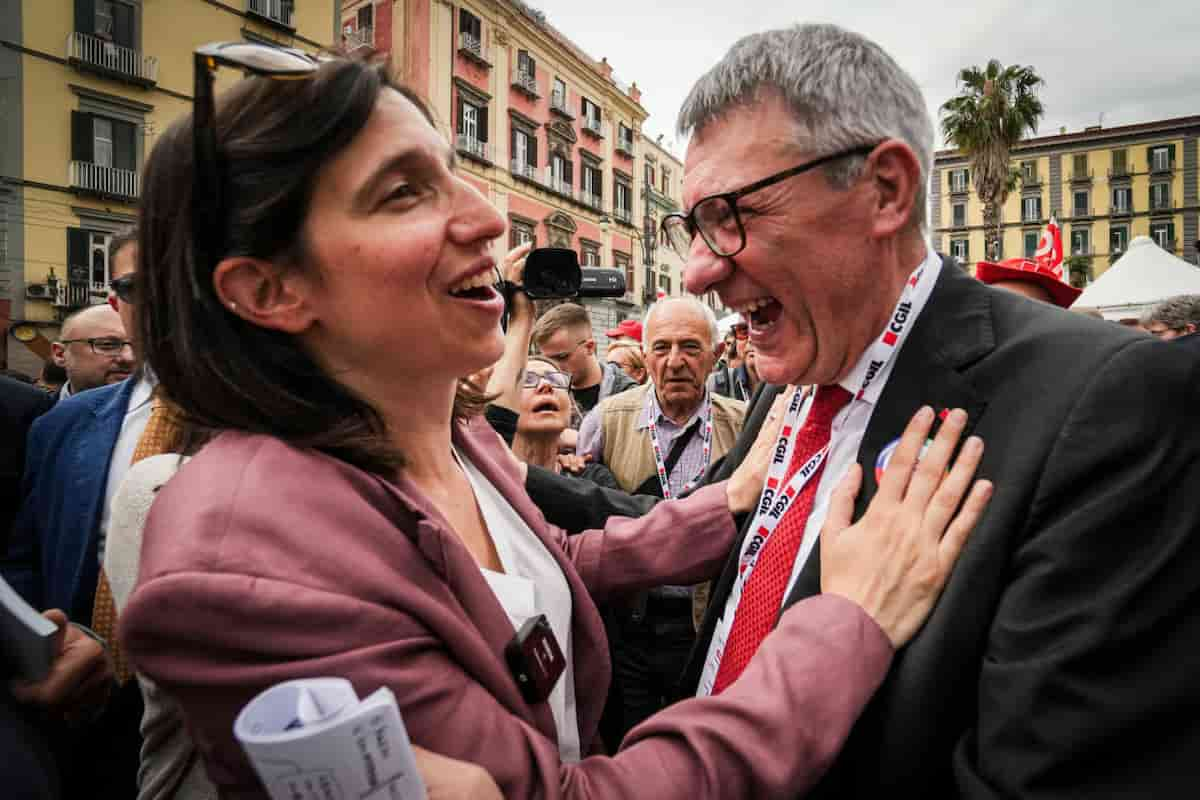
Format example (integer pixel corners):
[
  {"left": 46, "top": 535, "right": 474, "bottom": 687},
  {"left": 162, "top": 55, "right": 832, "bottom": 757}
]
[
  {"left": 605, "top": 319, "right": 643, "bottom": 342},
  {"left": 975, "top": 257, "right": 1082, "bottom": 309}
]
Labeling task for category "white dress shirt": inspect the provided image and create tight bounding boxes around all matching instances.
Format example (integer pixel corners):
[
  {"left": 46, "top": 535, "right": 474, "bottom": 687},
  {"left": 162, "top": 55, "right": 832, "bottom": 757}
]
[
  {"left": 699, "top": 248, "right": 941, "bottom": 695},
  {"left": 97, "top": 371, "right": 157, "bottom": 566}
]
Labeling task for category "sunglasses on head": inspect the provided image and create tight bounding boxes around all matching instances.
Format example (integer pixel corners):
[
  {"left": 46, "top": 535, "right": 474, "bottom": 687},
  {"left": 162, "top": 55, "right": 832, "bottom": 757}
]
[{"left": 191, "top": 42, "right": 321, "bottom": 302}]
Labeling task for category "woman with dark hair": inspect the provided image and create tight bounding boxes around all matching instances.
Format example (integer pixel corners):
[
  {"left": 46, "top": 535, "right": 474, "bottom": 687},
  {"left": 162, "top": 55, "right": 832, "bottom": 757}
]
[{"left": 120, "top": 51, "right": 992, "bottom": 799}]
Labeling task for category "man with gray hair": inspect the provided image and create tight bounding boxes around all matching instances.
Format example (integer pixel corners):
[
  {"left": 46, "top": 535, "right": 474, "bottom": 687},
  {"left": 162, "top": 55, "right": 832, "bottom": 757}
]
[
  {"left": 650, "top": 22, "right": 1200, "bottom": 798},
  {"left": 577, "top": 296, "right": 746, "bottom": 739},
  {"left": 1141, "top": 294, "right": 1200, "bottom": 341}
]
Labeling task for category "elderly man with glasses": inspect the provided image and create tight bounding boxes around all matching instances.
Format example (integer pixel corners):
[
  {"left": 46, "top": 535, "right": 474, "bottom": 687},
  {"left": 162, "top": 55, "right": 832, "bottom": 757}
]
[
  {"left": 3, "top": 225, "right": 149, "bottom": 799},
  {"left": 520, "top": 23, "right": 1200, "bottom": 798}
]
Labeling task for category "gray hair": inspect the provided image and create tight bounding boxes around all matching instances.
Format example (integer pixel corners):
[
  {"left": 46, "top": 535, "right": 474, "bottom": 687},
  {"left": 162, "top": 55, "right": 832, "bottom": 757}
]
[
  {"left": 677, "top": 23, "right": 934, "bottom": 229},
  {"left": 1141, "top": 294, "right": 1200, "bottom": 330},
  {"left": 642, "top": 297, "right": 720, "bottom": 350}
]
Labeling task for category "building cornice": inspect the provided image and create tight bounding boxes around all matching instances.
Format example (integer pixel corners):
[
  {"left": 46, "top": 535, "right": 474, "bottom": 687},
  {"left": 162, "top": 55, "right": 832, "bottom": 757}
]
[{"left": 936, "top": 115, "right": 1200, "bottom": 163}]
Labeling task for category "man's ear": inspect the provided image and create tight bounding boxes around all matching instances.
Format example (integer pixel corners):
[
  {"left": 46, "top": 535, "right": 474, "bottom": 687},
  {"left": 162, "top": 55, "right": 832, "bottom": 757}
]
[
  {"left": 50, "top": 342, "right": 67, "bottom": 367},
  {"left": 866, "top": 139, "right": 922, "bottom": 239},
  {"left": 585, "top": 338, "right": 596, "bottom": 356},
  {"left": 212, "top": 256, "right": 317, "bottom": 334}
]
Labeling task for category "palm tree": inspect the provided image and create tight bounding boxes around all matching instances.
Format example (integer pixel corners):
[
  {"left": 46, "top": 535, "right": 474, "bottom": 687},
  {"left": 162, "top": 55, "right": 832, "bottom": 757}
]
[{"left": 940, "top": 61, "right": 1045, "bottom": 261}]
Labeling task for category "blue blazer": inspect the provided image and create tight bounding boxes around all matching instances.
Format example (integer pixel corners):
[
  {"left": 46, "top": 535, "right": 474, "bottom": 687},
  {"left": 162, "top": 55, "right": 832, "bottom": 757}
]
[{"left": 3, "top": 379, "right": 135, "bottom": 621}]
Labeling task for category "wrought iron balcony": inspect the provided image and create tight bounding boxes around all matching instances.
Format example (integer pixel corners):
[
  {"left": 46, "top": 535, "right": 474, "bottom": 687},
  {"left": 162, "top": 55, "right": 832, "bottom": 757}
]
[
  {"left": 581, "top": 191, "right": 603, "bottom": 210},
  {"left": 511, "top": 70, "right": 539, "bottom": 98},
  {"left": 615, "top": 137, "right": 635, "bottom": 158},
  {"left": 66, "top": 32, "right": 158, "bottom": 85},
  {"left": 1071, "top": 205, "right": 1092, "bottom": 218},
  {"left": 1152, "top": 236, "right": 1177, "bottom": 252},
  {"left": 613, "top": 207, "right": 633, "bottom": 225},
  {"left": 1110, "top": 203, "right": 1133, "bottom": 217},
  {"left": 550, "top": 92, "right": 574, "bottom": 118},
  {"left": 344, "top": 26, "right": 373, "bottom": 50},
  {"left": 247, "top": 0, "right": 295, "bottom": 29},
  {"left": 1020, "top": 171, "right": 1042, "bottom": 188},
  {"left": 1069, "top": 168, "right": 1093, "bottom": 183},
  {"left": 1150, "top": 194, "right": 1173, "bottom": 212},
  {"left": 1107, "top": 165, "right": 1131, "bottom": 180},
  {"left": 510, "top": 158, "right": 538, "bottom": 182},
  {"left": 53, "top": 282, "right": 92, "bottom": 310},
  {"left": 458, "top": 32, "right": 490, "bottom": 66},
  {"left": 545, "top": 172, "right": 575, "bottom": 199},
  {"left": 1150, "top": 157, "right": 1175, "bottom": 176},
  {"left": 70, "top": 161, "right": 139, "bottom": 201},
  {"left": 582, "top": 117, "right": 606, "bottom": 138},
  {"left": 455, "top": 135, "right": 493, "bottom": 164}
]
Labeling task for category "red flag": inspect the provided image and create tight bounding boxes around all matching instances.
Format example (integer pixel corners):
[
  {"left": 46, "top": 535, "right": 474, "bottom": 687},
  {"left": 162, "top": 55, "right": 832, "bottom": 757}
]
[{"left": 1034, "top": 216, "right": 1063, "bottom": 279}]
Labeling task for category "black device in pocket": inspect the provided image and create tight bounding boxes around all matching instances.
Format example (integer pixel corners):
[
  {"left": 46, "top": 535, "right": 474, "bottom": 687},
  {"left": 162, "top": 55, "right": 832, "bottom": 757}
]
[{"left": 505, "top": 614, "right": 566, "bottom": 705}]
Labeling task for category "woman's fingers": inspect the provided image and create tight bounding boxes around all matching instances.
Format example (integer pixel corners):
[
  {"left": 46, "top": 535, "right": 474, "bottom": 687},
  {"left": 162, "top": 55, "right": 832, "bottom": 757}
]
[
  {"left": 919, "top": 434, "right": 984, "bottom": 543},
  {"left": 902, "top": 408, "right": 968, "bottom": 510},
  {"left": 875, "top": 406, "right": 935, "bottom": 504},
  {"left": 936, "top": 479, "right": 993, "bottom": 573},
  {"left": 822, "top": 464, "right": 862, "bottom": 538},
  {"left": 503, "top": 242, "right": 533, "bottom": 281}
]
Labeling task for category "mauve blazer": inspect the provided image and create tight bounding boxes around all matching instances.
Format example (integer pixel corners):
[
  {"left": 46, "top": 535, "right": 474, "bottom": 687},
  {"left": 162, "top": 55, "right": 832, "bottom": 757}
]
[{"left": 119, "top": 418, "right": 893, "bottom": 800}]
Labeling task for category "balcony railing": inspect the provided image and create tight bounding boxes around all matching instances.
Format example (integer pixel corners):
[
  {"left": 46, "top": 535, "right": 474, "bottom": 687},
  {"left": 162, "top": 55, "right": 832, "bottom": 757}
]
[
  {"left": 511, "top": 158, "right": 537, "bottom": 181},
  {"left": 247, "top": 0, "right": 294, "bottom": 28},
  {"left": 550, "top": 92, "right": 573, "bottom": 118},
  {"left": 1150, "top": 194, "right": 1173, "bottom": 212},
  {"left": 1069, "top": 169, "right": 1093, "bottom": 183},
  {"left": 948, "top": 176, "right": 969, "bottom": 194},
  {"left": 53, "top": 282, "right": 92, "bottom": 310},
  {"left": 511, "top": 70, "right": 539, "bottom": 98},
  {"left": 455, "top": 135, "right": 493, "bottom": 164},
  {"left": 1150, "top": 158, "right": 1175, "bottom": 175},
  {"left": 582, "top": 117, "right": 606, "bottom": 138},
  {"left": 581, "top": 191, "right": 603, "bottom": 210},
  {"left": 546, "top": 172, "right": 575, "bottom": 199},
  {"left": 1110, "top": 203, "right": 1133, "bottom": 217},
  {"left": 70, "top": 161, "right": 139, "bottom": 200},
  {"left": 1071, "top": 206, "right": 1092, "bottom": 218},
  {"left": 1152, "top": 236, "right": 1177, "bottom": 252},
  {"left": 66, "top": 32, "right": 158, "bottom": 85},
  {"left": 613, "top": 207, "right": 633, "bottom": 225},
  {"left": 1021, "top": 171, "right": 1041, "bottom": 188},
  {"left": 458, "top": 32, "right": 490, "bottom": 66},
  {"left": 1108, "top": 165, "right": 1131, "bottom": 180},
  {"left": 344, "top": 26, "right": 373, "bottom": 50},
  {"left": 615, "top": 137, "right": 635, "bottom": 157}
]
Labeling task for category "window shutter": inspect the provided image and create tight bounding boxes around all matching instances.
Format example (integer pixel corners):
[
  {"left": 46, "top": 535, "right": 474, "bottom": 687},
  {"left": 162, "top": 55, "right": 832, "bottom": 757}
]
[
  {"left": 595, "top": 168, "right": 603, "bottom": 200},
  {"left": 67, "top": 228, "right": 90, "bottom": 283},
  {"left": 1036, "top": 196, "right": 1042, "bottom": 219},
  {"left": 71, "top": 111, "right": 94, "bottom": 163},
  {"left": 74, "top": 0, "right": 95, "bottom": 34},
  {"left": 478, "top": 106, "right": 488, "bottom": 143},
  {"left": 528, "top": 135, "right": 537, "bottom": 167},
  {"left": 528, "top": 55, "right": 537, "bottom": 76},
  {"left": 1168, "top": 143, "right": 1176, "bottom": 165},
  {"left": 1147, "top": 147, "right": 1154, "bottom": 169},
  {"left": 112, "top": 1, "right": 134, "bottom": 48},
  {"left": 963, "top": 168, "right": 969, "bottom": 186},
  {"left": 456, "top": 98, "right": 464, "bottom": 134},
  {"left": 1148, "top": 185, "right": 1154, "bottom": 209},
  {"left": 1169, "top": 222, "right": 1176, "bottom": 243},
  {"left": 564, "top": 158, "right": 573, "bottom": 186},
  {"left": 113, "top": 119, "right": 136, "bottom": 171},
  {"left": 510, "top": 127, "right": 518, "bottom": 163}
]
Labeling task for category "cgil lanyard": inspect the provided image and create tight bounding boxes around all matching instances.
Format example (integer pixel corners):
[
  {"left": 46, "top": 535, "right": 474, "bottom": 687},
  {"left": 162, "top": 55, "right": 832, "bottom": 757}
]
[
  {"left": 732, "top": 262, "right": 932, "bottom": 588},
  {"left": 646, "top": 388, "right": 713, "bottom": 499}
]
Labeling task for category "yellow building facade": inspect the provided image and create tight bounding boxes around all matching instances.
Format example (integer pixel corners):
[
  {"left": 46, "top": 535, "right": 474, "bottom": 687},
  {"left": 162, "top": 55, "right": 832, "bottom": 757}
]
[
  {"left": 1, "top": 0, "right": 338, "bottom": 373},
  {"left": 933, "top": 115, "right": 1200, "bottom": 288}
]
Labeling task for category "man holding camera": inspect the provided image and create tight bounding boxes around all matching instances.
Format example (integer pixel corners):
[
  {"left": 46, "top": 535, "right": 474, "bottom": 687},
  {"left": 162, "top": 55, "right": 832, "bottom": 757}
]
[{"left": 531, "top": 303, "right": 638, "bottom": 425}]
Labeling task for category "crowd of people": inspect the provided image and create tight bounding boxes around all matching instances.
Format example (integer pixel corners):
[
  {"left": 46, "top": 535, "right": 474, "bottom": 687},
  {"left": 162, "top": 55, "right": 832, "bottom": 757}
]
[{"left": 2, "top": 21, "right": 1199, "bottom": 800}]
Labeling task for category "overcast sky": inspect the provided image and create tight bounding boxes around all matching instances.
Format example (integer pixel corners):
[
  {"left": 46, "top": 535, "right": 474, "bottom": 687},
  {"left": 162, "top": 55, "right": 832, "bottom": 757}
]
[{"left": 532, "top": 0, "right": 1200, "bottom": 161}]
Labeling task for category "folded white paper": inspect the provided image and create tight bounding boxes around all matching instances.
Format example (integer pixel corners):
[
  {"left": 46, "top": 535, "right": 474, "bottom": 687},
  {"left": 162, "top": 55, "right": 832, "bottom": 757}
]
[{"left": 234, "top": 677, "right": 427, "bottom": 800}]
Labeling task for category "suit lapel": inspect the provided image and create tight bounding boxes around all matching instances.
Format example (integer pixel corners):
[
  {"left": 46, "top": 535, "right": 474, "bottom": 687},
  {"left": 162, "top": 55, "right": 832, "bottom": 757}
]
[
  {"left": 781, "top": 259, "right": 994, "bottom": 612},
  {"left": 65, "top": 380, "right": 136, "bottom": 617}
]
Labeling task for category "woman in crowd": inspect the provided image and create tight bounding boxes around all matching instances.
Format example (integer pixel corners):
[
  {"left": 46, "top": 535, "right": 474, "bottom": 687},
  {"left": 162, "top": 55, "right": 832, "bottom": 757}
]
[
  {"left": 120, "top": 52, "right": 991, "bottom": 799},
  {"left": 605, "top": 342, "right": 647, "bottom": 385}
]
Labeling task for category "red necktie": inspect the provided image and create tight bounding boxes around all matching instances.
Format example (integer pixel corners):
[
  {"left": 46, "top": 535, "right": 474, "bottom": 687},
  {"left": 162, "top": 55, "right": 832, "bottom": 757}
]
[{"left": 711, "top": 384, "right": 853, "bottom": 694}]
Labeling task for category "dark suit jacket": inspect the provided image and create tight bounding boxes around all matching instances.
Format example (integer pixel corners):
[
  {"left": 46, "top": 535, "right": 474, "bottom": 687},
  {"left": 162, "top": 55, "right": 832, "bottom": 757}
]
[
  {"left": 120, "top": 419, "right": 894, "bottom": 800},
  {"left": 533, "top": 257, "right": 1200, "bottom": 797},
  {"left": 1, "top": 377, "right": 54, "bottom": 550},
  {"left": 4, "top": 379, "right": 135, "bottom": 622}
]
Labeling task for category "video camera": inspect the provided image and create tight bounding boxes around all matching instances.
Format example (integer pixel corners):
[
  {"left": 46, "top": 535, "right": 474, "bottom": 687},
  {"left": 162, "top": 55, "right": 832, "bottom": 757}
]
[{"left": 497, "top": 247, "right": 626, "bottom": 301}]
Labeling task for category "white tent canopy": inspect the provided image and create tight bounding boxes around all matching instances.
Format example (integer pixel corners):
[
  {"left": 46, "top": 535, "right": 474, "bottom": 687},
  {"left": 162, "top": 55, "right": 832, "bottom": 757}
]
[
  {"left": 717, "top": 312, "right": 743, "bottom": 336},
  {"left": 1073, "top": 236, "right": 1200, "bottom": 320}
]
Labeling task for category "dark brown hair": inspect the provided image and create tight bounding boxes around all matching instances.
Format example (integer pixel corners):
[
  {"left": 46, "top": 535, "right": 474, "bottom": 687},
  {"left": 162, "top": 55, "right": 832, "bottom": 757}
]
[{"left": 138, "top": 56, "right": 486, "bottom": 474}]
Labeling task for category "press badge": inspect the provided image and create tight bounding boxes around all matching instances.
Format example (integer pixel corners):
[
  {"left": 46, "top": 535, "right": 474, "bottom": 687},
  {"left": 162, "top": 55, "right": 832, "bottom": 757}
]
[{"left": 505, "top": 614, "right": 566, "bottom": 705}]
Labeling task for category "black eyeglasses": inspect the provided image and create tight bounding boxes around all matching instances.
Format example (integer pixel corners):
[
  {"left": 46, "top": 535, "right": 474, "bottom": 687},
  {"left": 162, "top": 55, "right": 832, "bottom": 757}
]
[
  {"left": 191, "top": 42, "right": 321, "bottom": 302},
  {"left": 59, "top": 337, "right": 134, "bottom": 356},
  {"left": 109, "top": 274, "right": 136, "bottom": 303},
  {"left": 661, "top": 143, "right": 881, "bottom": 259},
  {"left": 522, "top": 370, "right": 572, "bottom": 391}
]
